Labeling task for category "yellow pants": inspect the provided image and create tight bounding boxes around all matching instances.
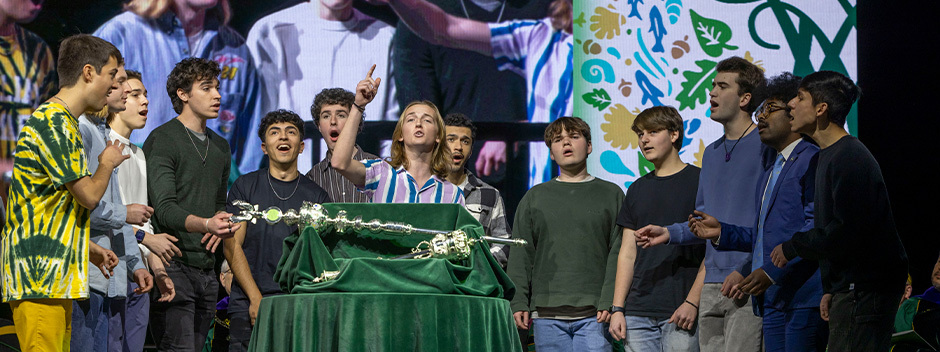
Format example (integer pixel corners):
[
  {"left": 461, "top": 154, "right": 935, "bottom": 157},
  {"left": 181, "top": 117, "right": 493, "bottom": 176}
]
[{"left": 9, "top": 299, "right": 72, "bottom": 352}]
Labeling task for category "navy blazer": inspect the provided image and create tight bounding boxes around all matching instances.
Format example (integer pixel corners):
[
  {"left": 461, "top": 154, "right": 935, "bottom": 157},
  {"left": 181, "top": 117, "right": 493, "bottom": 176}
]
[{"left": 716, "top": 138, "right": 822, "bottom": 313}]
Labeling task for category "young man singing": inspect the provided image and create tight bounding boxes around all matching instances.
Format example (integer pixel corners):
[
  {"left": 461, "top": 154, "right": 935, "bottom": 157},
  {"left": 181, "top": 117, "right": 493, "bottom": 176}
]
[
  {"left": 144, "top": 57, "right": 242, "bottom": 351},
  {"left": 2, "top": 34, "right": 124, "bottom": 351},
  {"left": 508, "top": 116, "right": 622, "bottom": 351},
  {"left": 223, "top": 109, "right": 331, "bottom": 351},
  {"left": 609, "top": 106, "right": 705, "bottom": 352},
  {"left": 443, "top": 112, "right": 511, "bottom": 268},
  {"left": 771, "top": 71, "right": 908, "bottom": 351},
  {"left": 305, "top": 87, "right": 378, "bottom": 203}
]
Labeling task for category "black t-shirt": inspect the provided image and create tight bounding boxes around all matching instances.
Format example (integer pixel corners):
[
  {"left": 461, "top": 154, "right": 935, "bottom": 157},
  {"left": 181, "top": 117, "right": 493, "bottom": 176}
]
[
  {"left": 225, "top": 169, "right": 331, "bottom": 313},
  {"left": 616, "top": 165, "right": 705, "bottom": 318}
]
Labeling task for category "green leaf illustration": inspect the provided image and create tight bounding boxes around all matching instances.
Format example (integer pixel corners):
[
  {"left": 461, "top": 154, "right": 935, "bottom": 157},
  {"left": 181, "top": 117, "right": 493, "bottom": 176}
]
[
  {"left": 582, "top": 88, "right": 613, "bottom": 111},
  {"left": 675, "top": 59, "right": 717, "bottom": 111},
  {"left": 689, "top": 10, "right": 739, "bottom": 57},
  {"left": 574, "top": 11, "right": 586, "bottom": 28},
  {"left": 637, "top": 150, "right": 654, "bottom": 177}
]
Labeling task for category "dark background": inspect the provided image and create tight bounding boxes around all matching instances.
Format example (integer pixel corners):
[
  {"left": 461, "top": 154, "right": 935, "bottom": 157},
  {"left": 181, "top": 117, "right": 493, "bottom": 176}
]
[{"left": 21, "top": 0, "right": 940, "bottom": 293}]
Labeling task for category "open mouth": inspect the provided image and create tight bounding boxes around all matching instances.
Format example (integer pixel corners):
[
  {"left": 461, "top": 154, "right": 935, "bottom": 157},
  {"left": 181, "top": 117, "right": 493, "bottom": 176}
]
[
  {"left": 452, "top": 153, "right": 464, "bottom": 164},
  {"left": 276, "top": 144, "right": 291, "bottom": 152},
  {"left": 139, "top": 109, "right": 148, "bottom": 117},
  {"left": 414, "top": 131, "right": 424, "bottom": 138},
  {"left": 562, "top": 148, "right": 574, "bottom": 157},
  {"left": 329, "top": 130, "right": 340, "bottom": 142}
]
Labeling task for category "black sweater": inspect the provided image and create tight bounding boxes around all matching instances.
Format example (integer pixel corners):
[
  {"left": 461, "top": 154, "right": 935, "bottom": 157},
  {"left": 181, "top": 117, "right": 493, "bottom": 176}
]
[{"left": 782, "top": 136, "right": 907, "bottom": 293}]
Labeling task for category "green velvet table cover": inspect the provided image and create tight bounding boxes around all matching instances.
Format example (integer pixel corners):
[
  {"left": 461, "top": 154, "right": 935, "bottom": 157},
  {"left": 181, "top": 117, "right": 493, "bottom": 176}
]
[
  {"left": 252, "top": 204, "right": 520, "bottom": 351},
  {"left": 248, "top": 293, "right": 522, "bottom": 352},
  {"left": 272, "top": 203, "right": 515, "bottom": 298}
]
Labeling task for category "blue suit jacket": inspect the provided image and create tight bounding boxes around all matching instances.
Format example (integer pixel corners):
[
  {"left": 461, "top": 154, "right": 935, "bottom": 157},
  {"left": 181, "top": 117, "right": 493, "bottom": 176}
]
[{"left": 716, "top": 139, "right": 822, "bottom": 313}]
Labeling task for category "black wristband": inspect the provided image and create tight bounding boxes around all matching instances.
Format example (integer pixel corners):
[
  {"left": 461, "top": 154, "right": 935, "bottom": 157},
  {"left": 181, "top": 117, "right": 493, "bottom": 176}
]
[
  {"left": 684, "top": 300, "right": 699, "bottom": 310},
  {"left": 352, "top": 102, "right": 366, "bottom": 113},
  {"left": 610, "top": 305, "right": 626, "bottom": 314}
]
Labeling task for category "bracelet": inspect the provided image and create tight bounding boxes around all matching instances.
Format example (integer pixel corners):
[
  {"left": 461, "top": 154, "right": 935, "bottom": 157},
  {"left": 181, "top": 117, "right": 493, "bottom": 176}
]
[
  {"left": 205, "top": 218, "right": 210, "bottom": 233},
  {"left": 609, "top": 305, "right": 626, "bottom": 314},
  {"left": 352, "top": 102, "right": 365, "bottom": 113},
  {"left": 685, "top": 300, "right": 699, "bottom": 310}
]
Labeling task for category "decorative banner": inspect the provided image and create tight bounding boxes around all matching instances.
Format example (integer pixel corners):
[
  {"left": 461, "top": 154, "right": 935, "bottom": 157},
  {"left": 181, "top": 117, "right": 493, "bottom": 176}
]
[{"left": 574, "top": 0, "right": 857, "bottom": 190}]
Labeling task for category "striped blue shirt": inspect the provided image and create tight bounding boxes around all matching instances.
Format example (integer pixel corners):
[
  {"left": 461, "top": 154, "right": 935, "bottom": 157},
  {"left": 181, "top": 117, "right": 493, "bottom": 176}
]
[
  {"left": 94, "top": 11, "right": 263, "bottom": 176},
  {"left": 360, "top": 159, "right": 465, "bottom": 204},
  {"left": 489, "top": 18, "right": 573, "bottom": 124},
  {"left": 489, "top": 19, "right": 573, "bottom": 187}
]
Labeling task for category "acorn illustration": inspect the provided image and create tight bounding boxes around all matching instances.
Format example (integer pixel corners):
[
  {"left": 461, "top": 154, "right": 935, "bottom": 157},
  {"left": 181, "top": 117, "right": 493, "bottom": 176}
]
[
  {"left": 583, "top": 39, "right": 602, "bottom": 55},
  {"left": 672, "top": 35, "right": 691, "bottom": 59},
  {"left": 618, "top": 79, "right": 633, "bottom": 97}
]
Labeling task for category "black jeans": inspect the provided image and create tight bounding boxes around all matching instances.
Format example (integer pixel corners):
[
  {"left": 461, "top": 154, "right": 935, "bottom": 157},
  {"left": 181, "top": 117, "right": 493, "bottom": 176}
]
[
  {"left": 828, "top": 288, "right": 902, "bottom": 352},
  {"left": 149, "top": 261, "right": 219, "bottom": 351},
  {"left": 227, "top": 311, "right": 252, "bottom": 352}
]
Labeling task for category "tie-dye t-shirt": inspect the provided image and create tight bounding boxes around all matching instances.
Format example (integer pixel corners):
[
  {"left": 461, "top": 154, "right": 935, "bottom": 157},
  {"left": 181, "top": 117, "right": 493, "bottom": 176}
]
[
  {"left": 0, "top": 26, "right": 56, "bottom": 160},
  {"left": 2, "top": 102, "right": 91, "bottom": 302}
]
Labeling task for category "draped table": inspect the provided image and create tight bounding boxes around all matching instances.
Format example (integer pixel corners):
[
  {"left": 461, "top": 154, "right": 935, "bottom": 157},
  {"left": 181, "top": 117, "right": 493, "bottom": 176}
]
[{"left": 245, "top": 203, "right": 520, "bottom": 352}]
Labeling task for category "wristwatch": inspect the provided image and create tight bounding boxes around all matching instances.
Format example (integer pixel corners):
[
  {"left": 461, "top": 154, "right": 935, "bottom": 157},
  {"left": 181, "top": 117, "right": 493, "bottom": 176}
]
[
  {"left": 609, "top": 305, "right": 626, "bottom": 314},
  {"left": 135, "top": 229, "right": 146, "bottom": 243}
]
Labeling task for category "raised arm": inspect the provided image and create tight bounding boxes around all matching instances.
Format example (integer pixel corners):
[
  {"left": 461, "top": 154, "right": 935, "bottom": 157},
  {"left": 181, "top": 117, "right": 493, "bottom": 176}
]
[
  {"left": 331, "top": 65, "right": 381, "bottom": 188},
  {"left": 384, "top": 0, "right": 493, "bottom": 55}
]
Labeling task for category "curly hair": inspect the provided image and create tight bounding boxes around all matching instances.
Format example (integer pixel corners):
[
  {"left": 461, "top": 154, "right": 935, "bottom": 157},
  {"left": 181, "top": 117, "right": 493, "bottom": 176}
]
[
  {"left": 166, "top": 57, "right": 221, "bottom": 114},
  {"left": 443, "top": 113, "right": 476, "bottom": 140},
  {"left": 758, "top": 72, "right": 802, "bottom": 106},
  {"left": 311, "top": 88, "right": 362, "bottom": 133},
  {"left": 390, "top": 101, "right": 449, "bottom": 179},
  {"left": 258, "top": 109, "right": 305, "bottom": 141}
]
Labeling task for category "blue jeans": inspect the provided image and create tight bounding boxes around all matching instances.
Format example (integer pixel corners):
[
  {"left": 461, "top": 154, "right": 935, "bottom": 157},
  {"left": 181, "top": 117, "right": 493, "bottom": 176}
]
[
  {"left": 71, "top": 291, "right": 109, "bottom": 352},
  {"left": 763, "top": 306, "right": 828, "bottom": 352},
  {"left": 532, "top": 316, "right": 611, "bottom": 352},
  {"left": 622, "top": 315, "right": 699, "bottom": 352},
  {"left": 108, "top": 281, "right": 150, "bottom": 352}
]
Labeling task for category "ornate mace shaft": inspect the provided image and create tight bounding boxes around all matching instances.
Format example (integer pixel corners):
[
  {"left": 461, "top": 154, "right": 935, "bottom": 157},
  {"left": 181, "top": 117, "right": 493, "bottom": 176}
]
[{"left": 229, "top": 200, "right": 527, "bottom": 261}]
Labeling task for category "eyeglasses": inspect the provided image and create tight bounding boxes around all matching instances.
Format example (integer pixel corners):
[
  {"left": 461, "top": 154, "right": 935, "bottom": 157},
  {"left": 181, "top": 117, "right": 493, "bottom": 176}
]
[{"left": 756, "top": 104, "right": 788, "bottom": 118}]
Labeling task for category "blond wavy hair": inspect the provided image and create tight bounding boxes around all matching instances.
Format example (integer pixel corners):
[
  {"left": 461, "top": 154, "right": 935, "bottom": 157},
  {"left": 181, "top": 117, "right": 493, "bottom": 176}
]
[
  {"left": 389, "top": 101, "right": 449, "bottom": 179},
  {"left": 125, "top": 0, "right": 231, "bottom": 25}
]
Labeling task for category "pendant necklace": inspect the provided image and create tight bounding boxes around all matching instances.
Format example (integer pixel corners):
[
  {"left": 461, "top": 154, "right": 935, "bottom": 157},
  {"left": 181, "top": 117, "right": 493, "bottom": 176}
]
[
  {"left": 724, "top": 122, "right": 754, "bottom": 162},
  {"left": 184, "top": 123, "right": 209, "bottom": 165}
]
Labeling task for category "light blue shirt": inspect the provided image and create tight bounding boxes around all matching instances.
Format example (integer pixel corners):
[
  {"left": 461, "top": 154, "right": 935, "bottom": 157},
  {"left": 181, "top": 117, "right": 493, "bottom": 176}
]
[
  {"left": 78, "top": 115, "right": 146, "bottom": 298},
  {"left": 94, "top": 11, "right": 263, "bottom": 176},
  {"left": 668, "top": 130, "right": 765, "bottom": 283}
]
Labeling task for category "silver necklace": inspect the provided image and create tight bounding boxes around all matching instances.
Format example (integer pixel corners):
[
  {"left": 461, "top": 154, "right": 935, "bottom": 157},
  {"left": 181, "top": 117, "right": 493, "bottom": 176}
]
[
  {"left": 268, "top": 171, "right": 300, "bottom": 201},
  {"left": 183, "top": 124, "right": 209, "bottom": 165},
  {"left": 459, "top": 0, "right": 507, "bottom": 23},
  {"left": 51, "top": 96, "right": 73, "bottom": 117}
]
